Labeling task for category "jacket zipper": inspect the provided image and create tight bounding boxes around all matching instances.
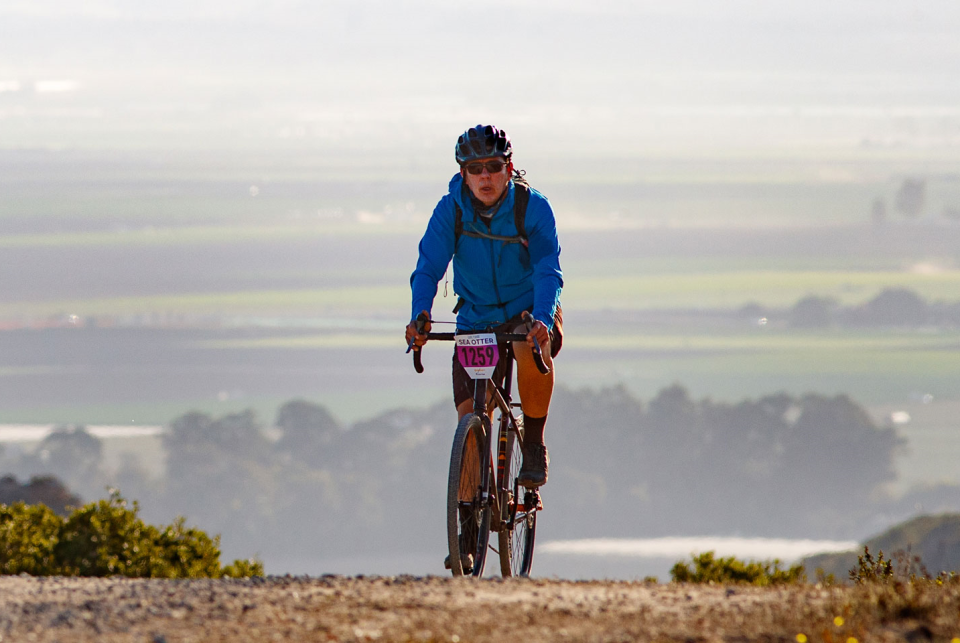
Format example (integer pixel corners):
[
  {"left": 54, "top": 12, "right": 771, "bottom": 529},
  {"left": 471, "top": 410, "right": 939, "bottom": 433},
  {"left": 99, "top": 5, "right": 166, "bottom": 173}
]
[
  {"left": 489, "top": 237, "right": 503, "bottom": 311},
  {"left": 479, "top": 209, "right": 506, "bottom": 316}
]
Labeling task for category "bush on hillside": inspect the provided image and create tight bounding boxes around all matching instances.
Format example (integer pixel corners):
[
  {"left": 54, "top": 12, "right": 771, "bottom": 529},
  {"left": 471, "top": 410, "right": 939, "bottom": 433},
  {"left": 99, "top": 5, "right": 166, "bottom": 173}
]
[
  {"left": 804, "top": 514, "right": 960, "bottom": 581},
  {"left": 0, "top": 502, "right": 62, "bottom": 575},
  {"left": 849, "top": 546, "right": 894, "bottom": 585},
  {"left": 670, "top": 551, "right": 805, "bottom": 586},
  {"left": 0, "top": 491, "right": 262, "bottom": 578}
]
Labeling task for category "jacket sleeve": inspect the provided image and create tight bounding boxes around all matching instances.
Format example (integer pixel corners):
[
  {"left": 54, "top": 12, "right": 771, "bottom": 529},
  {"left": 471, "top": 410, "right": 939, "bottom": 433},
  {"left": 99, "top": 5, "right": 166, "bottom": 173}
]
[
  {"left": 525, "top": 194, "right": 563, "bottom": 330},
  {"left": 410, "top": 195, "right": 456, "bottom": 321}
]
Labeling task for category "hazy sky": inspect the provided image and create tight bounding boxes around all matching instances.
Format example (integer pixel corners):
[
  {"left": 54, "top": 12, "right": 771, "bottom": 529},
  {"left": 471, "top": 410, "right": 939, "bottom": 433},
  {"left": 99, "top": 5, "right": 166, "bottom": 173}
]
[{"left": 2, "top": 1, "right": 959, "bottom": 157}]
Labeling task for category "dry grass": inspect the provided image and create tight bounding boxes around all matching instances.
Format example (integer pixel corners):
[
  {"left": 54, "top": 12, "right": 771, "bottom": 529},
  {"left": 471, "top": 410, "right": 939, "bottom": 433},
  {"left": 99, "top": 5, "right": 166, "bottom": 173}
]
[{"left": 1, "top": 575, "right": 959, "bottom": 642}]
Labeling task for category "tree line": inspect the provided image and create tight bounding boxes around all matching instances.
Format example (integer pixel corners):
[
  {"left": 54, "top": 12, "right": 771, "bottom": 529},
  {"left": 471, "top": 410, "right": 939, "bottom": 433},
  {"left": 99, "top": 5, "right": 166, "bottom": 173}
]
[
  {"left": 748, "top": 287, "right": 960, "bottom": 329},
  {"left": 1, "top": 384, "right": 954, "bottom": 564}
]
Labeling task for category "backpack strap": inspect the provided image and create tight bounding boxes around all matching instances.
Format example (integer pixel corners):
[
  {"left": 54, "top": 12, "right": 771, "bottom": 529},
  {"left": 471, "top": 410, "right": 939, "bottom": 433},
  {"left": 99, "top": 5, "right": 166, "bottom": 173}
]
[
  {"left": 513, "top": 183, "right": 530, "bottom": 248},
  {"left": 454, "top": 202, "right": 464, "bottom": 250}
]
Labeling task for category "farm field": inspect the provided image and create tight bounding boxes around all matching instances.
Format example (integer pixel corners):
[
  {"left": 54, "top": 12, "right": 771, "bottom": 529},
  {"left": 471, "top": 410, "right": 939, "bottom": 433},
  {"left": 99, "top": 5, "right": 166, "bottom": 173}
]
[
  {"left": 3, "top": 150, "right": 960, "bottom": 497},
  {"left": 9, "top": 265, "right": 960, "bottom": 318}
]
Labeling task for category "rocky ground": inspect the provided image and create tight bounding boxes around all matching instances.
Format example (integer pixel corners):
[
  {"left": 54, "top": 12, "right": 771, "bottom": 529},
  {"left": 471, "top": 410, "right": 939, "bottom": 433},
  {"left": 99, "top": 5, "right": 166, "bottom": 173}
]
[{"left": 0, "top": 575, "right": 958, "bottom": 642}]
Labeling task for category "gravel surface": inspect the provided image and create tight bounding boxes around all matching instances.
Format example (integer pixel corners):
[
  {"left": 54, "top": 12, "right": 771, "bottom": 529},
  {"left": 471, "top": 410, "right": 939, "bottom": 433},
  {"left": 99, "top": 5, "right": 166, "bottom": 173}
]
[{"left": 0, "top": 575, "right": 958, "bottom": 642}]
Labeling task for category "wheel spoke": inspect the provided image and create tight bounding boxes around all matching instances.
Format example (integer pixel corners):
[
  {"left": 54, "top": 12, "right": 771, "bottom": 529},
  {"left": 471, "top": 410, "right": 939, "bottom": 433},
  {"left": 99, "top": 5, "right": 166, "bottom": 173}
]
[
  {"left": 448, "top": 414, "right": 491, "bottom": 578},
  {"left": 497, "top": 416, "right": 537, "bottom": 577}
]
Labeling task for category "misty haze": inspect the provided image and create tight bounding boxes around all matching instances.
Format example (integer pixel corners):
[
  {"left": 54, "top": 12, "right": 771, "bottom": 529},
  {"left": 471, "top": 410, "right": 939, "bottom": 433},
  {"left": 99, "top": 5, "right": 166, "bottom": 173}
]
[{"left": 2, "top": 0, "right": 960, "bottom": 580}]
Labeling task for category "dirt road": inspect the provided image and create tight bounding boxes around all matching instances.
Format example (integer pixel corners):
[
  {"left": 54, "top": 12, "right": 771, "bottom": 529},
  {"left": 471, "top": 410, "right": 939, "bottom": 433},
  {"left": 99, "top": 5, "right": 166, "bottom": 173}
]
[{"left": 0, "top": 575, "right": 956, "bottom": 642}]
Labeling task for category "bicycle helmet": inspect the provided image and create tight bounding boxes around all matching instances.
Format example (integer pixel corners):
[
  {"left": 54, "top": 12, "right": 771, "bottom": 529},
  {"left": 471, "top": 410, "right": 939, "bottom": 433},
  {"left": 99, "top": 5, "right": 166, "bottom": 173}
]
[{"left": 455, "top": 124, "right": 513, "bottom": 165}]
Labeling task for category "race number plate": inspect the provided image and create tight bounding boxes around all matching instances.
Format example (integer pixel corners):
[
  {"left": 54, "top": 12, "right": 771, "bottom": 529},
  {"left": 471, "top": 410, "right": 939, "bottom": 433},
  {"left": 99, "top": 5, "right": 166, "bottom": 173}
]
[{"left": 456, "top": 333, "right": 499, "bottom": 379}]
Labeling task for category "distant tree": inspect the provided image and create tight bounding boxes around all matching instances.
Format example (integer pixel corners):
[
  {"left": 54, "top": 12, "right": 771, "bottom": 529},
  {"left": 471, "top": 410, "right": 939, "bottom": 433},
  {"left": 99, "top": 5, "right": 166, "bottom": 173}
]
[
  {"left": 112, "top": 453, "right": 159, "bottom": 514},
  {"left": 789, "top": 295, "right": 837, "bottom": 328},
  {"left": 163, "top": 410, "right": 281, "bottom": 550},
  {"left": 165, "top": 411, "right": 213, "bottom": 452},
  {"left": 755, "top": 392, "right": 795, "bottom": 420},
  {"left": 641, "top": 385, "right": 717, "bottom": 530},
  {"left": 894, "top": 178, "right": 926, "bottom": 218},
  {"left": 777, "top": 394, "right": 904, "bottom": 526},
  {"left": 860, "top": 288, "right": 929, "bottom": 326},
  {"left": 38, "top": 426, "right": 101, "bottom": 474},
  {"left": 90, "top": 387, "right": 916, "bottom": 564},
  {"left": 319, "top": 401, "right": 452, "bottom": 551},
  {"left": 579, "top": 385, "right": 908, "bottom": 537},
  {"left": 647, "top": 384, "right": 698, "bottom": 430},
  {"left": 0, "top": 475, "right": 80, "bottom": 516},
  {"left": 14, "top": 426, "right": 106, "bottom": 500},
  {"left": 166, "top": 410, "right": 270, "bottom": 464},
  {"left": 274, "top": 399, "right": 342, "bottom": 467},
  {"left": 548, "top": 385, "right": 645, "bottom": 536}
]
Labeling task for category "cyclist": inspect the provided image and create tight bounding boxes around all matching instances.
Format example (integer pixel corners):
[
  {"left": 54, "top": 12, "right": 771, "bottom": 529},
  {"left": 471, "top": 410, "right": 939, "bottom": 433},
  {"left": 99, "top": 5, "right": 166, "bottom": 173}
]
[{"left": 405, "top": 124, "right": 563, "bottom": 490}]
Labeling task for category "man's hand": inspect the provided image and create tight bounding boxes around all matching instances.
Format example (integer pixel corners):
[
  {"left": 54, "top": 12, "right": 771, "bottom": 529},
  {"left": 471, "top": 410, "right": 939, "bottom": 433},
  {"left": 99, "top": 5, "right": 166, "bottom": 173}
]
[
  {"left": 525, "top": 317, "right": 550, "bottom": 352},
  {"left": 405, "top": 310, "right": 432, "bottom": 349}
]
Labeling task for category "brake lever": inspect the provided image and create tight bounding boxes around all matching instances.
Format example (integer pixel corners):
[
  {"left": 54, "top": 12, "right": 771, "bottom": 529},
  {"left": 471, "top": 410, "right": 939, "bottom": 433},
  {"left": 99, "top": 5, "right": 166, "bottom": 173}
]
[
  {"left": 411, "top": 312, "right": 430, "bottom": 374},
  {"left": 521, "top": 311, "right": 551, "bottom": 375}
]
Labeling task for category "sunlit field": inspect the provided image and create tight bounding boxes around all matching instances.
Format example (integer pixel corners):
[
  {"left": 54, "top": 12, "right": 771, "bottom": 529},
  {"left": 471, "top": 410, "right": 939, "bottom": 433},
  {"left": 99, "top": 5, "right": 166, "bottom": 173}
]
[
  {"left": 6, "top": 262, "right": 960, "bottom": 319},
  {"left": 3, "top": 150, "right": 960, "bottom": 499},
  {"left": 567, "top": 270, "right": 960, "bottom": 310}
]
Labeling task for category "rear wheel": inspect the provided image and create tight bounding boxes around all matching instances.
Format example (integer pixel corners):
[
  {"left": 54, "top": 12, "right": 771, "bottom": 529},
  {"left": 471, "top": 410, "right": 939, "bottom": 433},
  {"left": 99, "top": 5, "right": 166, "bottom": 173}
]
[
  {"left": 447, "top": 413, "right": 491, "bottom": 577},
  {"left": 498, "top": 416, "right": 537, "bottom": 577}
]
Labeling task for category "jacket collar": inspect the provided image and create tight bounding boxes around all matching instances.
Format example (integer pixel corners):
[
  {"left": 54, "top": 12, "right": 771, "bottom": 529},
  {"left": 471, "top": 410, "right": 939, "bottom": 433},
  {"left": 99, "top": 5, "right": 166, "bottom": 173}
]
[{"left": 449, "top": 173, "right": 514, "bottom": 220}]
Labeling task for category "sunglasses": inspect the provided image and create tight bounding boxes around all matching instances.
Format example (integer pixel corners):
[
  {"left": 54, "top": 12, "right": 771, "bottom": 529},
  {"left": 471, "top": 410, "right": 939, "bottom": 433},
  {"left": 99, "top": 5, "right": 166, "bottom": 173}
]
[{"left": 463, "top": 160, "right": 508, "bottom": 175}]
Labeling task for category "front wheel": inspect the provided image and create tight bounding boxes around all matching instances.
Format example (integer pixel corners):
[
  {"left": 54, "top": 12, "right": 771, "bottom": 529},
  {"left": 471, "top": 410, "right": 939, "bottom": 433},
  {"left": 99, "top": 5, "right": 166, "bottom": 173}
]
[
  {"left": 447, "top": 413, "right": 491, "bottom": 577},
  {"left": 498, "top": 416, "right": 537, "bottom": 577}
]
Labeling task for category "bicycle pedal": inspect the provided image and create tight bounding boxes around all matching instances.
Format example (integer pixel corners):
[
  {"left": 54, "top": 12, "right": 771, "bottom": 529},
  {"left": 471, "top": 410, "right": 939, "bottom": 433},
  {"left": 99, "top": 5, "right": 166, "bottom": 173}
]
[
  {"left": 529, "top": 491, "right": 543, "bottom": 511},
  {"left": 444, "top": 553, "right": 475, "bottom": 572}
]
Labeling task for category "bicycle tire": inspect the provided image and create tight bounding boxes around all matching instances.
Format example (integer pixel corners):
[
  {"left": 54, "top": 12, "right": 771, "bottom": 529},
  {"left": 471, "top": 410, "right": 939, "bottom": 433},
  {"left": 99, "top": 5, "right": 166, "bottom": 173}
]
[
  {"left": 447, "top": 413, "right": 491, "bottom": 577},
  {"left": 498, "top": 416, "right": 537, "bottom": 577}
]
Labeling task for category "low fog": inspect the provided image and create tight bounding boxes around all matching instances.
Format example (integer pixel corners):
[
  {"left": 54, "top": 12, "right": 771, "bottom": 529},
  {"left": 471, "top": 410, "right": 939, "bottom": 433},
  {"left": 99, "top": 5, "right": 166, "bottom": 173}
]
[
  {"left": 2, "top": 1, "right": 960, "bottom": 578},
  {"left": 2, "top": 1, "right": 959, "bottom": 160}
]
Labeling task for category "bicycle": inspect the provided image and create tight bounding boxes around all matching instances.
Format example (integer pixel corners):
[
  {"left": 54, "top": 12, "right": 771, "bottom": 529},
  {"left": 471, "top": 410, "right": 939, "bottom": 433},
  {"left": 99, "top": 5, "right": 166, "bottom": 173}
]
[{"left": 410, "top": 311, "right": 550, "bottom": 577}]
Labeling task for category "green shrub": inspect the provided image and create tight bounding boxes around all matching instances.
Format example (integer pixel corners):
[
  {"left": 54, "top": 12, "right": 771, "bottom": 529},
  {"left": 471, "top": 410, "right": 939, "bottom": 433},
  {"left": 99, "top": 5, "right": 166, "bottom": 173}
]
[
  {"left": 670, "top": 551, "right": 806, "bottom": 586},
  {"left": 0, "top": 502, "right": 63, "bottom": 575},
  {"left": 151, "top": 517, "right": 227, "bottom": 578},
  {"left": 0, "top": 491, "right": 262, "bottom": 578},
  {"left": 222, "top": 557, "right": 266, "bottom": 578},
  {"left": 849, "top": 546, "right": 894, "bottom": 584}
]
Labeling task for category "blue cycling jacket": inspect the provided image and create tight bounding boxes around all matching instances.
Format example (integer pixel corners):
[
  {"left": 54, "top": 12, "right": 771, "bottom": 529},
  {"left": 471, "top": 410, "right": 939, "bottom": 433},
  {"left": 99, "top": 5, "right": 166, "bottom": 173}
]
[{"left": 410, "top": 173, "right": 563, "bottom": 331}]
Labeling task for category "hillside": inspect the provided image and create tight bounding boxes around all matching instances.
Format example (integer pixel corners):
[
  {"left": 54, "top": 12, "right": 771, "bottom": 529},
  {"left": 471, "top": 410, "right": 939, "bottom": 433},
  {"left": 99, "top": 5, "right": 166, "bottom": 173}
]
[{"left": 803, "top": 513, "right": 960, "bottom": 580}]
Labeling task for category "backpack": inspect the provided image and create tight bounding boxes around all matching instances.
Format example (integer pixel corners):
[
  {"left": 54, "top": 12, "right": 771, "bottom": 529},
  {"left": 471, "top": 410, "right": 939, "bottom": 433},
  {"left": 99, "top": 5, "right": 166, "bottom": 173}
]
[{"left": 453, "top": 174, "right": 531, "bottom": 250}]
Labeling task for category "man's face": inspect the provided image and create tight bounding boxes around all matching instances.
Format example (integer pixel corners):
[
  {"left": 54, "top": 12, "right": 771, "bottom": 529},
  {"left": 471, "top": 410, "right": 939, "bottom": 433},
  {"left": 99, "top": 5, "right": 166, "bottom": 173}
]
[{"left": 461, "top": 157, "right": 513, "bottom": 207}]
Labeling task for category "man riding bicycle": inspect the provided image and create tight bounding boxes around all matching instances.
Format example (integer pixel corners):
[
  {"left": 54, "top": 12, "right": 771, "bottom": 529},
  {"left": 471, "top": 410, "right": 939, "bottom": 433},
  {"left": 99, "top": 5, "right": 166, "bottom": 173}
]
[{"left": 405, "top": 124, "right": 563, "bottom": 490}]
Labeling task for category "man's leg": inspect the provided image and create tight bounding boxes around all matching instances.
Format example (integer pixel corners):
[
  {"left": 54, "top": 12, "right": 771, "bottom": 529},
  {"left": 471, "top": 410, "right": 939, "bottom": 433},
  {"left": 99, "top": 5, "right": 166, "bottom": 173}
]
[
  {"left": 514, "top": 338, "right": 554, "bottom": 416},
  {"left": 513, "top": 334, "right": 554, "bottom": 487},
  {"left": 456, "top": 398, "right": 474, "bottom": 420}
]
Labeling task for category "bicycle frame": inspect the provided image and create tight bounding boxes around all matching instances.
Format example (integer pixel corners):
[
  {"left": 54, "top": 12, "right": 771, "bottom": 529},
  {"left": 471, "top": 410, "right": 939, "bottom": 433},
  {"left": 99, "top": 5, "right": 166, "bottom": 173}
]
[
  {"left": 468, "top": 342, "right": 525, "bottom": 536},
  {"left": 411, "top": 312, "right": 547, "bottom": 576}
]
